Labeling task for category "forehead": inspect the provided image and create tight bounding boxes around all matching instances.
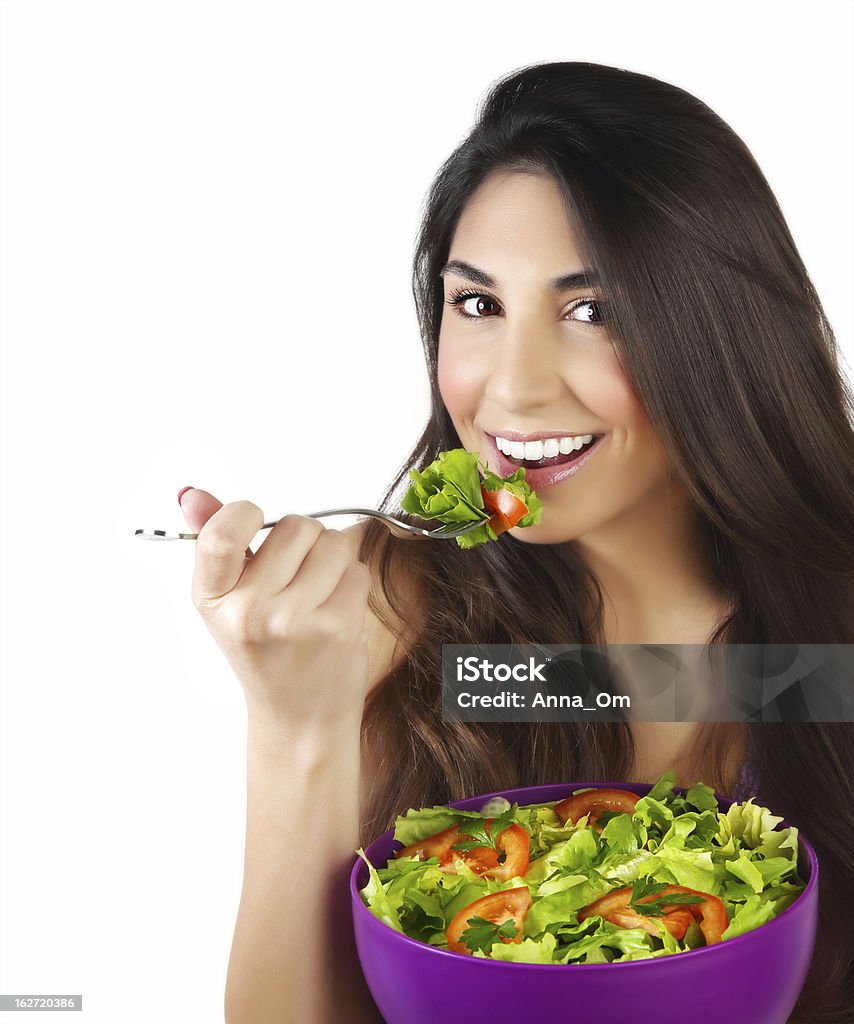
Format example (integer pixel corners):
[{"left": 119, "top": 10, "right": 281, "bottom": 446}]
[{"left": 449, "top": 169, "right": 584, "bottom": 274}]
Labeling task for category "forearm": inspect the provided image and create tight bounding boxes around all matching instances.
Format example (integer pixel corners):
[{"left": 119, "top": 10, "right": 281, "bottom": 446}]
[{"left": 225, "top": 715, "right": 382, "bottom": 1024}]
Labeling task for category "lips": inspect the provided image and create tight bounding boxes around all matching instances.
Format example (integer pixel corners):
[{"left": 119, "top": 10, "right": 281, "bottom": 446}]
[{"left": 485, "top": 433, "right": 606, "bottom": 491}]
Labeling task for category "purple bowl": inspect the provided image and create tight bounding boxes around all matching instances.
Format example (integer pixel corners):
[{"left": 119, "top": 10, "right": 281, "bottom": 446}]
[{"left": 350, "top": 781, "right": 818, "bottom": 1024}]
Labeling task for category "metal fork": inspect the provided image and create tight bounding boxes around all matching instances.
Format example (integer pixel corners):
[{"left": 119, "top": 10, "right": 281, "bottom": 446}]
[{"left": 134, "top": 507, "right": 490, "bottom": 542}]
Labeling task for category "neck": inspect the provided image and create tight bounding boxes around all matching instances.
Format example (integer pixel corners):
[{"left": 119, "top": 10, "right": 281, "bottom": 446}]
[{"left": 571, "top": 481, "right": 729, "bottom": 644}]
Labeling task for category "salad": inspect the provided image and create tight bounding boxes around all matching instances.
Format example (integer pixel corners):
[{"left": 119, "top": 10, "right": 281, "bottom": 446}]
[
  {"left": 357, "top": 772, "right": 806, "bottom": 963},
  {"left": 401, "top": 448, "right": 543, "bottom": 549}
]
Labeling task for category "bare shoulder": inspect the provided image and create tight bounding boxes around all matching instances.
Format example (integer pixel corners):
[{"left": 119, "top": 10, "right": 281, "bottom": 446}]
[{"left": 341, "top": 520, "right": 427, "bottom": 692}]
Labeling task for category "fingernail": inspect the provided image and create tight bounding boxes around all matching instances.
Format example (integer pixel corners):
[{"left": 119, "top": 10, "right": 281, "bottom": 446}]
[{"left": 177, "top": 485, "right": 194, "bottom": 508}]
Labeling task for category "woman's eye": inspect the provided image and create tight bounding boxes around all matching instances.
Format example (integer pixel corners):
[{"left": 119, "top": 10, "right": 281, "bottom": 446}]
[
  {"left": 567, "top": 300, "right": 606, "bottom": 325},
  {"left": 445, "top": 289, "right": 607, "bottom": 326},
  {"left": 457, "top": 293, "right": 499, "bottom": 318}
]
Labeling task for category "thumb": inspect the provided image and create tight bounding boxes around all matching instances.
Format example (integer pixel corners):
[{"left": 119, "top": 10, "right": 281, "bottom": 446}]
[{"left": 178, "top": 486, "right": 223, "bottom": 533}]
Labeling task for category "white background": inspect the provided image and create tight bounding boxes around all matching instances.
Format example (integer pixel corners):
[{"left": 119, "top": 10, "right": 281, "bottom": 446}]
[{"left": 1, "top": 1, "right": 851, "bottom": 1021}]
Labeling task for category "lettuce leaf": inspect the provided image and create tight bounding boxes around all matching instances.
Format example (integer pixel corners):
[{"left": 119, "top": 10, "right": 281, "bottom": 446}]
[
  {"left": 357, "top": 848, "right": 403, "bottom": 933},
  {"left": 483, "top": 932, "right": 558, "bottom": 963},
  {"left": 401, "top": 449, "right": 486, "bottom": 523},
  {"left": 400, "top": 448, "right": 543, "bottom": 549},
  {"left": 392, "top": 805, "right": 483, "bottom": 847}
]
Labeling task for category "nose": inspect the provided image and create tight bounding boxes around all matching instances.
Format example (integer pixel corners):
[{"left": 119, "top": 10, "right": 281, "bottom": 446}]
[{"left": 484, "top": 316, "right": 567, "bottom": 412}]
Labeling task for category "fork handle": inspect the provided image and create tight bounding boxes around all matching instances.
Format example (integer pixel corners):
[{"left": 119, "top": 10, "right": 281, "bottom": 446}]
[{"left": 177, "top": 509, "right": 403, "bottom": 541}]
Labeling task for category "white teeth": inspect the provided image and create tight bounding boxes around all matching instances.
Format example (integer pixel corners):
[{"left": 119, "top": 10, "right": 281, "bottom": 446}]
[{"left": 496, "top": 432, "right": 596, "bottom": 460}]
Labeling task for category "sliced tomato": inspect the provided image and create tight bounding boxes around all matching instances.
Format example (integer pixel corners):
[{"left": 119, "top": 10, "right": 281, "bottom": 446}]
[
  {"left": 480, "top": 486, "right": 528, "bottom": 536},
  {"left": 393, "top": 823, "right": 500, "bottom": 875},
  {"left": 600, "top": 902, "right": 695, "bottom": 940},
  {"left": 456, "top": 844, "right": 501, "bottom": 875},
  {"left": 394, "top": 817, "right": 530, "bottom": 879},
  {"left": 554, "top": 788, "right": 640, "bottom": 829},
  {"left": 578, "top": 884, "right": 729, "bottom": 945},
  {"left": 480, "top": 819, "right": 530, "bottom": 881},
  {"left": 394, "top": 823, "right": 461, "bottom": 863},
  {"left": 446, "top": 886, "right": 532, "bottom": 956},
  {"left": 657, "top": 904, "right": 696, "bottom": 940}
]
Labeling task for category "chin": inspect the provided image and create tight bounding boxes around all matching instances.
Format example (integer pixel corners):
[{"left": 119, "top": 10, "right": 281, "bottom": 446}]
[{"left": 508, "top": 525, "right": 576, "bottom": 546}]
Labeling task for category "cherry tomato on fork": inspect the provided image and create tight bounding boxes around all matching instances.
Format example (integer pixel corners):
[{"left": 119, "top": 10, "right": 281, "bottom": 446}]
[{"left": 480, "top": 486, "right": 529, "bottom": 536}]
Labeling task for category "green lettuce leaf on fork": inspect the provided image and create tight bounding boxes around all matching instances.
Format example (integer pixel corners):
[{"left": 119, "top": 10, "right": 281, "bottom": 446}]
[{"left": 400, "top": 448, "right": 543, "bottom": 549}]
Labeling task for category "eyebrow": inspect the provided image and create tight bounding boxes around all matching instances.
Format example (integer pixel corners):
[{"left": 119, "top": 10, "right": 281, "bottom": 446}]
[{"left": 439, "top": 259, "right": 598, "bottom": 291}]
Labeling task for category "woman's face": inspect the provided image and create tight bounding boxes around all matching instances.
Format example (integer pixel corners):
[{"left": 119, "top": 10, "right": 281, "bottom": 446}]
[{"left": 437, "top": 169, "right": 678, "bottom": 546}]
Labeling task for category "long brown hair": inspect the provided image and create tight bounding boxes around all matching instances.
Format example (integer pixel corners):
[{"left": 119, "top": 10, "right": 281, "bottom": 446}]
[{"left": 357, "top": 62, "right": 854, "bottom": 1022}]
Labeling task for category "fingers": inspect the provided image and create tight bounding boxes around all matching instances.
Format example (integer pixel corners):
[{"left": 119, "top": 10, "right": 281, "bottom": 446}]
[
  {"left": 235, "top": 516, "right": 358, "bottom": 606},
  {"left": 185, "top": 490, "right": 371, "bottom": 621},
  {"left": 191, "top": 498, "right": 265, "bottom": 605},
  {"left": 178, "top": 487, "right": 224, "bottom": 532},
  {"left": 182, "top": 489, "right": 376, "bottom": 730},
  {"left": 277, "top": 526, "right": 363, "bottom": 608}
]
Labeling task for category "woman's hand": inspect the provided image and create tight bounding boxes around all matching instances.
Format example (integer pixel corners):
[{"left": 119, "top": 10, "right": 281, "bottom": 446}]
[{"left": 179, "top": 487, "right": 373, "bottom": 732}]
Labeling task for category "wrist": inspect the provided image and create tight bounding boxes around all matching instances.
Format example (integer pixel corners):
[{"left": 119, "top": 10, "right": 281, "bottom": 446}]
[{"left": 245, "top": 706, "right": 362, "bottom": 771}]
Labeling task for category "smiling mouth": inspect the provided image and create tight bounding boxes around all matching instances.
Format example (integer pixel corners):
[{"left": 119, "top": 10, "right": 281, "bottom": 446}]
[{"left": 492, "top": 434, "right": 602, "bottom": 469}]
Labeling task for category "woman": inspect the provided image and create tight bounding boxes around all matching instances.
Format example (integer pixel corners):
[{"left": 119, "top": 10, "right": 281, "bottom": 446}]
[{"left": 181, "top": 62, "right": 854, "bottom": 1022}]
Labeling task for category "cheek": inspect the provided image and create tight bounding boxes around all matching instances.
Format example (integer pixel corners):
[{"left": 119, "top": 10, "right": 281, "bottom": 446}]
[
  {"left": 437, "top": 336, "right": 480, "bottom": 414},
  {"left": 571, "top": 351, "right": 644, "bottom": 430},
  {"left": 593, "top": 367, "right": 668, "bottom": 465},
  {"left": 605, "top": 383, "right": 649, "bottom": 431}
]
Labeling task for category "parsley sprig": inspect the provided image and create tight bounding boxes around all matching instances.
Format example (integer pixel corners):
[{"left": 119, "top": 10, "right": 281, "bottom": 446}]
[
  {"left": 452, "top": 808, "right": 517, "bottom": 853},
  {"left": 542, "top": 863, "right": 585, "bottom": 885},
  {"left": 457, "top": 914, "right": 519, "bottom": 953},
  {"left": 627, "top": 878, "right": 705, "bottom": 916}
]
